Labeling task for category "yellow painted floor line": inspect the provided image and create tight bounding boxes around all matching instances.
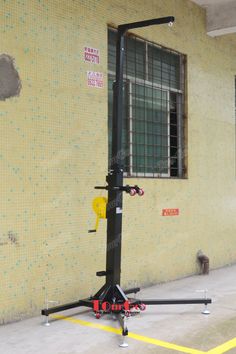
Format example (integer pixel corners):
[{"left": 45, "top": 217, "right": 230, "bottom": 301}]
[
  {"left": 52, "top": 314, "right": 205, "bottom": 354},
  {"left": 207, "top": 337, "right": 236, "bottom": 354}
]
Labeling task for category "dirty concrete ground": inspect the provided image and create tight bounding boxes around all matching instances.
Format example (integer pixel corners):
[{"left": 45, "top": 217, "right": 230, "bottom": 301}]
[{"left": 1, "top": 264, "right": 236, "bottom": 354}]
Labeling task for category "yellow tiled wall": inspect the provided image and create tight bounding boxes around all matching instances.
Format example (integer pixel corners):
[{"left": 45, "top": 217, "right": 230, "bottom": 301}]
[{"left": 0, "top": 0, "right": 236, "bottom": 323}]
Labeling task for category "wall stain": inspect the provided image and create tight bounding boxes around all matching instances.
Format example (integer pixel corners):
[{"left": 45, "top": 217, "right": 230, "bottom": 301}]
[
  {"left": 0, "top": 54, "right": 22, "bottom": 100},
  {"left": 0, "top": 231, "right": 19, "bottom": 246},
  {"left": 8, "top": 231, "right": 18, "bottom": 245}
]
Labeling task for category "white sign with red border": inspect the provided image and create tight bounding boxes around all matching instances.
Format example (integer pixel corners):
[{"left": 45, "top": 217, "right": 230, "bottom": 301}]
[{"left": 87, "top": 71, "right": 104, "bottom": 88}]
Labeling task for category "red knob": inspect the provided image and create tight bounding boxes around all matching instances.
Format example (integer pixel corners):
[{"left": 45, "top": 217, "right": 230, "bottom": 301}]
[
  {"left": 139, "top": 303, "right": 146, "bottom": 311},
  {"left": 129, "top": 188, "right": 136, "bottom": 196},
  {"left": 138, "top": 188, "right": 144, "bottom": 196}
]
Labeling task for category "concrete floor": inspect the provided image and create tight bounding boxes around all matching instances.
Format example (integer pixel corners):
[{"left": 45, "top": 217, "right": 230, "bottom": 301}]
[{"left": 1, "top": 265, "right": 236, "bottom": 354}]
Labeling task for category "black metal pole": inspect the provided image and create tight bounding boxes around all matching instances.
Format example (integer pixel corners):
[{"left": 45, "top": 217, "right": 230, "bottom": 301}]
[{"left": 105, "top": 30, "right": 125, "bottom": 286}]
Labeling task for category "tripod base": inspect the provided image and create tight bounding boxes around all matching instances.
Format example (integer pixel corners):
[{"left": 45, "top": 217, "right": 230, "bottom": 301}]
[
  {"left": 41, "top": 284, "right": 141, "bottom": 317},
  {"left": 41, "top": 283, "right": 212, "bottom": 344}
]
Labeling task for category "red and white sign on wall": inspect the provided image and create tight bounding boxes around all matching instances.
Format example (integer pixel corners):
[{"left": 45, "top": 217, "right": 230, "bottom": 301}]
[
  {"left": 84, "top": 47, "right": 100, "bottom": 64},
  {"left": 162, "top": 208, "right": 179, "bottom": 216},
  {"left": 87, "top": 71, "right": 104, "bottom": 88}
]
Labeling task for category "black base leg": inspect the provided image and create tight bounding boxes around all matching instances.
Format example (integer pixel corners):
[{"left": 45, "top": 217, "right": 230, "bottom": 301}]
[
  {"left": 41, "top": 300, "right": 84, "bottom": 316},
  {"left": 124, "top": 287, "right": 140, "bottom": 295},
  {"left": 132, "top": 298, "right": 212, "bottom": 306}
]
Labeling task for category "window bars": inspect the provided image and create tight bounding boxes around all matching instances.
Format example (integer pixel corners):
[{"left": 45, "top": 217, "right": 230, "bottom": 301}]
[{"left": 108, "top": 29, "right": 186, "bottom": 178}]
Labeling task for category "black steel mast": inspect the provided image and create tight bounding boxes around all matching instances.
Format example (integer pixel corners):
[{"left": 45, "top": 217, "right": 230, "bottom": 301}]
[{"left": 106, "top": 17, "right": 175, "bottom": 287}]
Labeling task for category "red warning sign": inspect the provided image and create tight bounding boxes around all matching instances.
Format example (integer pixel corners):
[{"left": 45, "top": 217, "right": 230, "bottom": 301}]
[{"left": 162, "top": 209, "right": 179, "bottom": 216}]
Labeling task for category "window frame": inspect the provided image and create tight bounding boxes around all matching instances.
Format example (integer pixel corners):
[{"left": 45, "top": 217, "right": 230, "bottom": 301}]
[{"left": 108, "top": 28, "right": 186, "bottom": 179}]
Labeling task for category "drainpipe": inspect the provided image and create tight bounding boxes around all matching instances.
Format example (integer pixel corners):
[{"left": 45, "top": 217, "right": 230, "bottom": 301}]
[{"left": 197, "top": 250, "right": 209, "bottom": 275}]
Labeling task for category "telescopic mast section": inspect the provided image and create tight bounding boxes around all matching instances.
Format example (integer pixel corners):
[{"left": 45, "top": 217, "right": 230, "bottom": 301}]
[{"left": 107, "top": 17, "right": 175, "bottom": 286}]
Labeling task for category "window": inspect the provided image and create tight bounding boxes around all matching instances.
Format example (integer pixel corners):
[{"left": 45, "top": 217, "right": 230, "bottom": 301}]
[{"left": 108, "top": 29, "right": 186, "bottom": 178}]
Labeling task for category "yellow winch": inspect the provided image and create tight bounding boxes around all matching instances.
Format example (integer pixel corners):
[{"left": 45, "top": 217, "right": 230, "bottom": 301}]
[{"left": 88, "top": 196, "right": 107, "bottom": 233}]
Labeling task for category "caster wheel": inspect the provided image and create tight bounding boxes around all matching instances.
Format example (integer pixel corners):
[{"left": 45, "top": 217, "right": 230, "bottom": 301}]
[
  {"left": 138, "top": 188, "right": 144, "bottom": 196},
  {"left": 124, "top": 310, "right": 131, "bottom": 317},
  {"left": 95, "top": 312, "right": 101, "bottom": 319},
  {"left": 129, "top": 188, "right": 136, "bottom": 196},
  {"left": 139, "top": 304, "right": 146, "bottom": 311}
]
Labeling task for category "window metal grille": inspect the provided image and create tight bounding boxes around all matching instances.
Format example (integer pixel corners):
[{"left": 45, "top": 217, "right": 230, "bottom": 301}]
[{"left": 108, "top": 29, "right": 186, "bottom": 178}]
